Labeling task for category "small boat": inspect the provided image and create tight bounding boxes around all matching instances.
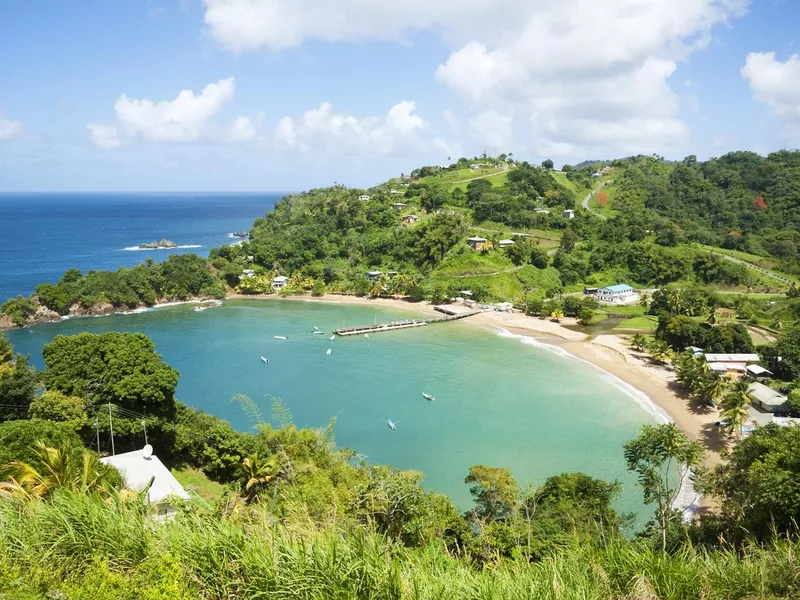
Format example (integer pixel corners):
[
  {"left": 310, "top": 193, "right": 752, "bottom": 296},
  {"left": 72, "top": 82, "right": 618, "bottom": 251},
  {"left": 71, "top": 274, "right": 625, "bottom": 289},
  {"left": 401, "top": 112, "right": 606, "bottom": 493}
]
[
  {"left": 326, "top": 348, "right": 332, "bottom": 356},
  {"left": 329, "top": 335, "right": 335, "bottom": 341},
  {"left": 193, "top": 305, "right": 210, "bottom": 312},
  {"left": 313, "top": 330, "right": 325, "bottom": 335},
  {"left": 422, "top": 392, "right": 435, "bottom": 402},
  {"left": 260, "top": 356, "right": 269, "bottom": 364},
  {"left": 387, "top": 419, "right": 396, "bottom": 431},
  {"left": 364, "top": 334, "right": 369, "bottom": 339},
  {"left": 313, "top": 326, "right": 319, "bottom": 331},
  {"left": 273, "top": 335, "right": 287, "bottom": 340}
]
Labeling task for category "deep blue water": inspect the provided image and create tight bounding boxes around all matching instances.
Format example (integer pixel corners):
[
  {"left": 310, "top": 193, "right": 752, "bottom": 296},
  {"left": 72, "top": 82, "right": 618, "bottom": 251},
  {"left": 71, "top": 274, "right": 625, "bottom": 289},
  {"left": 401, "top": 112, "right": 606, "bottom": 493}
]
[{"left": 0, "top": 193, "right": 283, "bottom": 301}]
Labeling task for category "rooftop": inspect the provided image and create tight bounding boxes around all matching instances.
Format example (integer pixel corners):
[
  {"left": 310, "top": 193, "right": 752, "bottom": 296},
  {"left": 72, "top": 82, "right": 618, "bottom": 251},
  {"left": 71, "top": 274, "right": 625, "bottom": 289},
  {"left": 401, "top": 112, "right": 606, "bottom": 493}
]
[
  {"left": 704, "top": 353, "right": 760, "bottom": 363},
  {"left": 749, "top": 382, "right": 788, "bottom": 409},
  {"left": 601, "top": 284, "right": 634, "bottom": 293},
  {"left": 101, "top": 447, "right": 190, "bottom": 505},
  {"left": 467, "top": 236, "right": 487, "bottom": 242}
]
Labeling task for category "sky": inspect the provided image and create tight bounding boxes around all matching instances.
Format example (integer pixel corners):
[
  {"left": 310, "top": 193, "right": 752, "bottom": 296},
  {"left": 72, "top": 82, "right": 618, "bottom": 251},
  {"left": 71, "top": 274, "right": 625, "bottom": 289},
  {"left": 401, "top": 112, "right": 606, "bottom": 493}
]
[{"left": 0, "top": 0, "right": 799, "bottom": 192}]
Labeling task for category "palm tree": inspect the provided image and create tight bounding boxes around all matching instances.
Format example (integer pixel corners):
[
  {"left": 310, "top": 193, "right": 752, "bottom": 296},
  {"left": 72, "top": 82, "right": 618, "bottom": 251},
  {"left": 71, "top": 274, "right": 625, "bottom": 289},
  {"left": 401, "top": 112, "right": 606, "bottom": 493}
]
[
  {"left": 772, "top": 317, "right": 784, "bottom": 331},
  {"left": 629, "top": 333, "right": 648, "bottom": 353},
  {"left": 0, "top": 443, "right": 116, "bottom": 500},
  {"left": 638, "top": 293, "right": 650, "bottom": 309},
  {"left": 550, "top": 308, "right": 565, "bottom": 322},
  {"left": 238, "top": 453, "right": 278, "bottom": 503},
  {"left": 700, "top": 372, "right": 728, "bottom": 406},
  {"left": 720, "top": 380, "right": 754, "bottom": 437},
  {"left": 648, "top": 340, "right": 675, "bottom": 365}
]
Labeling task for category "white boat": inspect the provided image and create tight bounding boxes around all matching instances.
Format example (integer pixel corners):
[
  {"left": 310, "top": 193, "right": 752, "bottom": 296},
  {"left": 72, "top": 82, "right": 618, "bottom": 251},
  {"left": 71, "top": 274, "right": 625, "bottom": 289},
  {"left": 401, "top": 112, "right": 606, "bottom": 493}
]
[
  {"left": 329, "top": 335, "right": 335, "bottom": 341},
  {"left": 313, "top": 326, "right": 319, "bottom": 331},
  {"left": 422, "top": 392, "right": 435, "bottom": 402},
  {"left": 326, "top": 348, "right": 332, "bottom": 356},
  {"left": 364, "top": 334, "right": 369, "bottom": 339},
  {"left": 387, "top": 419, "right": 396, "bottom": 430},
  {"left": 313, "top": 331, "right": 325, "bottom": 335},
  {"left": 273, "top": 335, "right": 287, "bottom": 340},
  {"left": 260, "top": 356, "right": 269, "bottom": 364},
  {"left": 193, "top": 306, "right": 209, "bottom": 312}
]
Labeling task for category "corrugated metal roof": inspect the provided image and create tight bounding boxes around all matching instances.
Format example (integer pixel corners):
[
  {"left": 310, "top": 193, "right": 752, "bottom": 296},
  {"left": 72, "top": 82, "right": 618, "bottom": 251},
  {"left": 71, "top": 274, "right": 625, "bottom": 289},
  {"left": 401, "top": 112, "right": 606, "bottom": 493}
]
[
  {"left": 704, "top": 353, "right": 760, "bottom": 362},
  {"left": 601, "top": 284, "right": 633, "bottom": 293}
]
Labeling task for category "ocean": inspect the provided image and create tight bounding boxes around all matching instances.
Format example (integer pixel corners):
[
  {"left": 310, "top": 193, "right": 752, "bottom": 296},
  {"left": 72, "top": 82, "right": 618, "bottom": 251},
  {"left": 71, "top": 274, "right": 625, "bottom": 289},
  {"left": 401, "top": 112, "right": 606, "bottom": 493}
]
[
  {"left": 0, "top": 192, "right": 282, "bottom": 301},
  {"left": 0, "top": 192, "right": 659, "bottom": 518}
]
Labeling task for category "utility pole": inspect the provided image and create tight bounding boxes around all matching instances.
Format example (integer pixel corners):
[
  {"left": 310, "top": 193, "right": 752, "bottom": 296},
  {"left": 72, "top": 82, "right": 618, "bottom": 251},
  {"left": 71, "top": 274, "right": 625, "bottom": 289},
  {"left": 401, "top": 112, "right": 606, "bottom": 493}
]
[
  {"left": 141, "top": 420, "right": 148, "bottom": 446},
  {"left": 108, "top": 404, "right": 115, "bottom": 456},
  {"left": 94, "top": 421, "right": 100, "bottom": 453}
]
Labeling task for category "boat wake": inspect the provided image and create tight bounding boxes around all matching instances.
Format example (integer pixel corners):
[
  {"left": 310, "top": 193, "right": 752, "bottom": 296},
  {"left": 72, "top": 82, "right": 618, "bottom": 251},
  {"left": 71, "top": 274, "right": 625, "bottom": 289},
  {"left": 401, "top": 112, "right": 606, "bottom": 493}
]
[
  {"left": 496, "top": 328, "right": 699, "bottom": 517},
  {"left": 122, "top": 244, "right": 202, "bottom": 251}
]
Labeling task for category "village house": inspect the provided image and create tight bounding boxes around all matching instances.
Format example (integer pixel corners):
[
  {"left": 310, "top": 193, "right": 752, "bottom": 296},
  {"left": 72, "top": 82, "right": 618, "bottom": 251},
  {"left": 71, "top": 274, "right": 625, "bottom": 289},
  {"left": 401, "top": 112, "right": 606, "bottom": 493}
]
[
  {"left": 366, "top": 270, "right": 383, "bottom": 281},
  {"left": 358, "top": 194, "right": 371, "bottom": 201},
  {"left": 534, "top": 208, "right": 551, "bottom": 214},
  {"left": 703, "top": 353, "right": 760, "bottom": 376},
  {"left": 466, "top": 236, "right": 489, "bottom": 250},
  {"left": 389, "top": 189, "right": 404, "bottom": 195},
  {"left": 239, "top": 268, "right": 256, "bottom": 280},
  {"left": 272, "top": 275, "right": 288, "bottom": 290},
  {"left": 101, "top": 446, "right": 190, "bottom": 518},
  {"left": 595, "top": 284, "right": 638, "bottom": 304},
  {"left": 497, "top": 239, "right": 515, "bottom": 248},
  {"left": 563, "top": 209, "right": 576, "bottom": 219},
  {"left": 749, "top": 382, "right": 789, "bottom": 414},
  {"left": 391, "top": 202, "right": 407, "bottom": 211},
  {"left": 402, "top": 214, "right": 419, "bottom": 225}
]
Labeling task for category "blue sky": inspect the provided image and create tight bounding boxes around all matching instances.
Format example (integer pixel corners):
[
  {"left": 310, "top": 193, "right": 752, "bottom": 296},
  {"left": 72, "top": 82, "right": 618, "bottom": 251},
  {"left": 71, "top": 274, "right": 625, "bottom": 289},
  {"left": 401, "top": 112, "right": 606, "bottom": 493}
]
[{"left": 0, "top": 0, "right": 798, "bottom": 191}]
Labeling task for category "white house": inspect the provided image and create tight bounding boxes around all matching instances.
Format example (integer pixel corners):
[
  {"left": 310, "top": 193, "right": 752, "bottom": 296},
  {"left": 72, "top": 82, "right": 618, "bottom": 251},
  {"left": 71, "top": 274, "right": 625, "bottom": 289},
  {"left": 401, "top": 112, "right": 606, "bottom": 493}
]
[
  {"left": 497, "top": 239, "right": 516, "bottom": 248},
  {"left": 596, "top": 284, "right": 638, "bottom": 304},
  {"left": 563, "top": 209, "right": 576, "bottom": 219},
  {"left": 390, "top": 189, "right": 404, "bottom": 195},
  {"left": 391, "top": 202, "right": 407, "bottom": 211},
  {"left": 534, "top": 208, "right": 551, "bottom": 214},
  {"left": 239, "top": 269, "right": 256, "bottom": 280},
  {"left": 749, "top": 382, "right": 789, "bottom": 414},
  {"left": 358, "top": 194, "right": 371, "bottom": 201},
  {"left": 101, "top": 446, "right": 190, "bottom": 517},
  {"left": 467, "top": 236, "right": 489, "bottom": 250},
  {"left": 366, "top": 270, "right": 383, "bottom": 281},
  {"left": 703, "top": 353, "right": 760, "bottom": 376},
  {"left": 402, "top": 214, "right": 419, "bottom": 225},
  {"left": 272, "top": 275, "right": 289, "bottom": 290}
]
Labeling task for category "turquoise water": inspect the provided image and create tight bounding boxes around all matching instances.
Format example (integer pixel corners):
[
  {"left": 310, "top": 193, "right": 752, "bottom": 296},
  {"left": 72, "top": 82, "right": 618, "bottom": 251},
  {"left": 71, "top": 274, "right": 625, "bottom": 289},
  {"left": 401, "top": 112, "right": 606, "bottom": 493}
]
[{"left": 6, "top": 299, "right": 657, "bottom": 516}]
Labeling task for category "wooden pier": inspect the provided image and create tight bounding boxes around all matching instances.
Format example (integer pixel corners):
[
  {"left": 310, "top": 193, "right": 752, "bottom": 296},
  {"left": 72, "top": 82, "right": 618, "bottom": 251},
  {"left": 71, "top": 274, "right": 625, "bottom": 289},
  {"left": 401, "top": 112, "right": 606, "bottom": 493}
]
[{"left": 333, "top": 307, "right": 481, "bottom": 337}]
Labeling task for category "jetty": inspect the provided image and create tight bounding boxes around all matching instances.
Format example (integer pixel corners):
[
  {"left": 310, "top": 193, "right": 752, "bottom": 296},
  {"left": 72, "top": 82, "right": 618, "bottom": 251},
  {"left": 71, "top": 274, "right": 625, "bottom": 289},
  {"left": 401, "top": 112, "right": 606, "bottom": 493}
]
[{"left": 333, "top": 305, "right": 481, "bottom": 337}]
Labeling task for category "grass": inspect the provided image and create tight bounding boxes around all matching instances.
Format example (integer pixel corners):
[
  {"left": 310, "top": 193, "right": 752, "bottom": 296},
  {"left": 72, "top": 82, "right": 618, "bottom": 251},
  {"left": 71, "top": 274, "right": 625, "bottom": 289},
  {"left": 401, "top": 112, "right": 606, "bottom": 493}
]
[
  {"left": 615, "top": 315, "right": 658, "bottom": 331},
  {"left": 172, "top": 467, "right": 228, "bottom": 503},
  {"left": 6, "top": 491, "right": 800, "bottom": 599},
  {"left": 697, "top": 244, "right": 798, "bottom": 285},
  {"left": 421, "top": 166, "right": 510, "bottom": 193}
]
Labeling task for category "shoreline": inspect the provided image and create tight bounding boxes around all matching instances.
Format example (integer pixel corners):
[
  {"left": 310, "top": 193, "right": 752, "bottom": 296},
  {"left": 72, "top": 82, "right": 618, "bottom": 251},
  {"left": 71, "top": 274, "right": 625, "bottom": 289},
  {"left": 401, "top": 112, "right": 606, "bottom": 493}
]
[
  {"left": 5, "top": 291, "right": 726, "bottom": 468},
  {"left": 252, "top": 294, "right": 725, "bottom": 465}
]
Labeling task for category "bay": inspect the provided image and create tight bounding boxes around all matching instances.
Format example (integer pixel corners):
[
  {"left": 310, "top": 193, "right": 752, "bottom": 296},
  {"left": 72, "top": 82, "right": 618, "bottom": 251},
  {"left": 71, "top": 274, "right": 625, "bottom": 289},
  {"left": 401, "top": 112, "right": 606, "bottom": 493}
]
[{"left": 6, "top": 298, "right": 657, "bottom": 517}]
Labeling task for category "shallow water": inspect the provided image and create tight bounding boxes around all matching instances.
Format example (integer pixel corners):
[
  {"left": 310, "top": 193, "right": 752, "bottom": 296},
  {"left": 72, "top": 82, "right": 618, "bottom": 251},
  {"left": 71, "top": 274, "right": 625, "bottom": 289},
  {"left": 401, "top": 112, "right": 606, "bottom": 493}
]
[{"left": 7, "top": 298, "right": 657, "bottom": 518}]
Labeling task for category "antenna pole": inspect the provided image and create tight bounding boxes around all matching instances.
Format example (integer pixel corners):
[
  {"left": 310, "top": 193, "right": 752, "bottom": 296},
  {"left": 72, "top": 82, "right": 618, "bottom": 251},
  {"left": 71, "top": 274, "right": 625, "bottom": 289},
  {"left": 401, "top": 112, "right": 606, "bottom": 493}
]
[
  {"left": 141, "top": 420, "right": 148, "bottom": 446},
  {"left": 108, "top": 404, "right": 115, "bottom": 456}
]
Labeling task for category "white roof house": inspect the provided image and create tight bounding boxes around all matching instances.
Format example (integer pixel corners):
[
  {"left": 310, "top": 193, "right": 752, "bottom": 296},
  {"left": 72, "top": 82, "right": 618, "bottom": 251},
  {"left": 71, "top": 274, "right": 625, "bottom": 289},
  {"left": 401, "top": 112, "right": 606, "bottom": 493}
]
[
  {"left": 497, "top": 239, "right": 516, "bottom": 248},
  {"left": 596, "top": 284, "right": 638, "bottom": 304},
  {"left": 366, "top": 270, "right": 383, "bottom": 280},
  {"left": 704, "top": 353, "right": 760, "bottom": 363},
  {"left": 391, "top": 202, "right": 407, "bottom": 210},
  {"left": 101, "top": 446, "right": 190, "bottom": 516},
  {"left": 747, "top": 364, "right": 772, "bottom": 378},
  {"left": 749, "top": 382, "right": 789, "bottom": 414},
  {"left": 358, "top": 194, "right": 371, "bottom": 201},
  {"left": 272, "top": 275, "right": 289, "bottom": 289},
  {"left": 563, "top": 209, "right": 576, "bottom": 219}
]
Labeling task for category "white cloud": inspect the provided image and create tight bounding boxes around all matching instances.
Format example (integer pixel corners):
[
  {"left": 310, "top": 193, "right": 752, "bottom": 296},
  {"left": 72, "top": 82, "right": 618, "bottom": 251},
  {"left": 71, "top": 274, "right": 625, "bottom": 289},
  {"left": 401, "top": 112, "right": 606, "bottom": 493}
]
[
  {"left": 204, "top": 0, "right": 748, "bottom": 158},
  {"left": 469, "top": 110, "right": 513, "bottom": 150},
  {"left": 742, "top": 52, "right": 800, "bottom": 134},
  {"left": 274, "top": 101, "right": 430, "bottom": 156},
  {"left": 89, "top": 78, "right": 262, "bottom": 149},
  {"left": 0, "top": 112, "right": 24, "bottom": 141}
]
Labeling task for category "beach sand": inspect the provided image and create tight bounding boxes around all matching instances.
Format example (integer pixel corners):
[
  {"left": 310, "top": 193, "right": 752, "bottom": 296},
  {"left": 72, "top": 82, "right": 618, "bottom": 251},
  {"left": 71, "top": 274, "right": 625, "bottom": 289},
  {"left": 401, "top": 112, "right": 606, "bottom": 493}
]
[{"left": 245, "top": 293, "right": 727, "bottom": 467}]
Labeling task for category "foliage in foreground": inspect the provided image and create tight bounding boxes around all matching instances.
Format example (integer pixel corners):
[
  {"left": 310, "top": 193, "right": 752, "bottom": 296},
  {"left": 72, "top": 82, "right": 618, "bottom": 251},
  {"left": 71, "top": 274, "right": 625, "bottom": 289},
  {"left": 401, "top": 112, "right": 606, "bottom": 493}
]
[{"left": 3, "top": 491, "right": 800, "bottom": 600}]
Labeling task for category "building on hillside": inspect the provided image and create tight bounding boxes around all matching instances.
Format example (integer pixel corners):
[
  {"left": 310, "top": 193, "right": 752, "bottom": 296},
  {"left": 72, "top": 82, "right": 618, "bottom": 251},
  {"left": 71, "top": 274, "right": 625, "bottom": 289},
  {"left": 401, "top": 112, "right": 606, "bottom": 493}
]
[
  {"left": 358, "top": 194, "right": 371, "bottom": 201},
  {"left": 749, "top": 382, "right": 789, "bottom": 414},
  {"left": 595, "top": 284, "right": 638, "bottom": 304},
  {"left": 703, "top": 353, "right": 760, "bottom": 376},
  {"left": 240, "top": 269, "right": 256, "bottom": 280},
  {"left": 497, "top": 239, "right": 515, "bottom": 248},
  {"left": 402, "top": 214, "right": 419, "bottom": 225},
  {"left": 563, "top": 209, "right": 576, "bottom": 219},
  {"left": 466, "top": 236, "right": 489, "bottom": 250},
  {"left": 592, "top": 172, "right": 602, "bottom": 178},
  {"left": 534, "top": 208, "right": 551, "bottom": 214},
  {"left": 272, "top": 275, "right": 288, "bottom": 290},
  {"left": 101, "top": 446, "right": 190, "bottom": 517},
  {"left": 390, "top": 189, "right": 404, "bottom": 195},
  {"left": 366, "top": 270, "right": 383, "bottom": 281},
  {"left": 391, "top": 202, "right": 407, "bottom": 211}
]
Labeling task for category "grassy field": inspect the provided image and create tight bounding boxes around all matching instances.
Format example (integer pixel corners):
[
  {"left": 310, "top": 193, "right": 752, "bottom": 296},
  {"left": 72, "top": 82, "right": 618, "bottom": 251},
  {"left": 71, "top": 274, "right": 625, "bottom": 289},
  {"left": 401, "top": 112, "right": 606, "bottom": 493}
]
[
  {"left": 589, "top": 179, "right": 622, "bottom": 218},
  {"left": 171, "top": 467, "right": 228, "bottom": 503},
  {"left": 433, "top": 248, "right": 516, "bottom": 277},
  {"left": 698, "top": 244, "right": 798, "bottom": 284},
  {"left": 614, "top": 315, "right": 658, "bottom": 331}
]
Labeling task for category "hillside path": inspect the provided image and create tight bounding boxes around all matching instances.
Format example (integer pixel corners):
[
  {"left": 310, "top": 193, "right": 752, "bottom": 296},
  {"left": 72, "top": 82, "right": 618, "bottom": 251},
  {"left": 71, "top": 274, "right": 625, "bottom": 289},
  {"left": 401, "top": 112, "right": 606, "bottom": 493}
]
[{"left": 582, "top": 181, "right": 608, "bottom": 219}]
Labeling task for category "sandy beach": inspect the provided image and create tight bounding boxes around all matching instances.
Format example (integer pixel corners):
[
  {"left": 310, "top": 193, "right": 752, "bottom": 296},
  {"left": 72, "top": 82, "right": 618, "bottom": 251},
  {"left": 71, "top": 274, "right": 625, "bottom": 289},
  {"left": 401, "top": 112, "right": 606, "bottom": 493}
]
[{"left": 240, "top": 293, "right": 726, "bottom": 465}]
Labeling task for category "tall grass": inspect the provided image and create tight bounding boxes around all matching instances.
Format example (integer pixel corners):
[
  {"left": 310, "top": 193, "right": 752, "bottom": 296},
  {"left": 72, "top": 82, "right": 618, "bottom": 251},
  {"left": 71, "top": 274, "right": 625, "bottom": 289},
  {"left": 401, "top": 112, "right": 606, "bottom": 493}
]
[{"left": 2, "top": 492, "right": 800, "bottom": 599}]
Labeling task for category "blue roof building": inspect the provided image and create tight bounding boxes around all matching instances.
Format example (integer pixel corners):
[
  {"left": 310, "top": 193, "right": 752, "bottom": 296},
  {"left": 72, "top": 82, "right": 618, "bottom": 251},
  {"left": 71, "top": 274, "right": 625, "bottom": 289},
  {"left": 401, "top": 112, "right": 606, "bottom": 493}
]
[
  {"left": 596, "top": 284, "right": 637, "bottom": 304},
  {"left": 601, "top": 284, "right": 633, "bottom": 293}
]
